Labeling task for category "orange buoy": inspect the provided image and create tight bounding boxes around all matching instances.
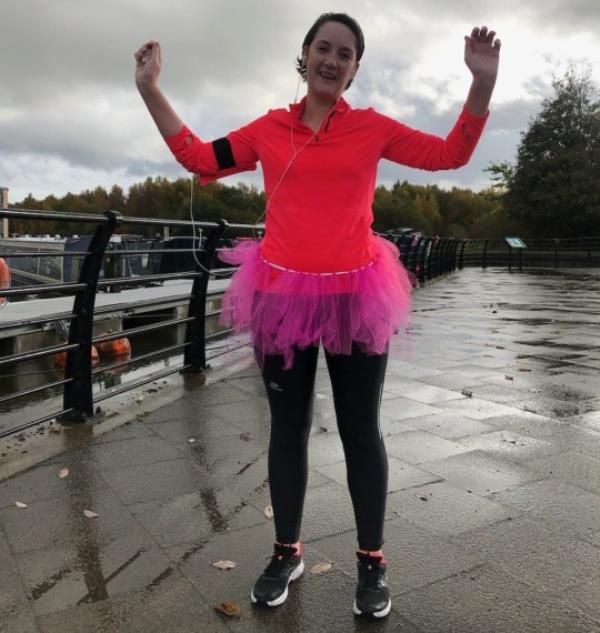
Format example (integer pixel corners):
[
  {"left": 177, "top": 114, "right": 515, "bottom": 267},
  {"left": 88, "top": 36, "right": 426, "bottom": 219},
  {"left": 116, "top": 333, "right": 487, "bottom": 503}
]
[
  {"left": 0, "top": 258, "right": 10, "bottom": 305},
  {"left": 95, "top": 337, "right": 131, "bottom": 359},
  {"left": 54, "top": 345, "right": 100, "bottom": 369}
]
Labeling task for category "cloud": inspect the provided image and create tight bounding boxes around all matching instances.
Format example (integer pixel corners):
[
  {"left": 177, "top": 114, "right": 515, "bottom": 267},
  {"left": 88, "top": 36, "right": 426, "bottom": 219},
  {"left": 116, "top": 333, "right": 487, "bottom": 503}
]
[{"left": 2, "top": 0, "right": 600, "bottom": 203}]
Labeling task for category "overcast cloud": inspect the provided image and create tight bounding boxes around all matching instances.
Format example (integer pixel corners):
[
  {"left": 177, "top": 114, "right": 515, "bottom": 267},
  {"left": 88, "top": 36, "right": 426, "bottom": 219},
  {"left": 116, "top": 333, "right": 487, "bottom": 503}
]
[{"left": 1, "top": 0, "right": 599, "bottom": 203}]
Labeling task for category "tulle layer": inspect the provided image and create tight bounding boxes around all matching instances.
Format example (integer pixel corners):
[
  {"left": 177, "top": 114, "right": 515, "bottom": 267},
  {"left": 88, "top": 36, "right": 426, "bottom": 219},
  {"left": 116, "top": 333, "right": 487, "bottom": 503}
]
[{"left": 218, "top": 235, "right": 412, "bottom": 370}]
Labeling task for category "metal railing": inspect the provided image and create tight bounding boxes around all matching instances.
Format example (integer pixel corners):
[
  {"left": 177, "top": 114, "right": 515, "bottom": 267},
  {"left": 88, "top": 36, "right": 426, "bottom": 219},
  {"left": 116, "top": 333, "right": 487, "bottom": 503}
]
[
  {"left": 383, "top": 232, "right": 461, "bottom": 283},
  {"left": 0, "top": 208, "right": 260, "bottom": 437},
  {"left": 0, "top": 210, "right": 462, "bottom": 438},
  {"left": 458, "top": 237, "right": 600, "bottom": 270}
]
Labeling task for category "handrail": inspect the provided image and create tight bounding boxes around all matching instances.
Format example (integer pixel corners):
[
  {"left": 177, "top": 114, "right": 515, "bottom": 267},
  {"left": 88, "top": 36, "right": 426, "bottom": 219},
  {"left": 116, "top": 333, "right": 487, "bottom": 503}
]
[{"left": 3, "top": 207, "right": 598, "bottom": 437}]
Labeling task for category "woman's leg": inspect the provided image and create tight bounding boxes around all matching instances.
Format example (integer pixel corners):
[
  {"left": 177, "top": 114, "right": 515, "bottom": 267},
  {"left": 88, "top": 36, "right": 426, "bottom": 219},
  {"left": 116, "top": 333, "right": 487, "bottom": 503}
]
[
  {"left": 324, "top": 343, "right": 389, "bottom": 551},
  {"left": 259, "top": 344, "right": 319, "bottom": 544}
]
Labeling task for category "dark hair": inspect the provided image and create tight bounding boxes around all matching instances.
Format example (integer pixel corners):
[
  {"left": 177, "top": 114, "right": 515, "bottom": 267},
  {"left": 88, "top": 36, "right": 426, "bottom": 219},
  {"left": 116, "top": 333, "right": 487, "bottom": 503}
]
[{"left": 295, "top": 13, "right": 365, "bottom": 90}]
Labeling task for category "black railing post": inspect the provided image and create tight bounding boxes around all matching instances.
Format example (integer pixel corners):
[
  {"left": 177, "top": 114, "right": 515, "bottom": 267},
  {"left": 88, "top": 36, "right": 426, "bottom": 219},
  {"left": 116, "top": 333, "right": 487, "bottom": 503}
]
[
  {"left": 409, "top": 236, "right": 421, "bottom": 276},
  {"left": 449, "top": 238, "right": 459, "bottom": 271},
  {"left": 61, "top": 210, "right": 122, "bottom": 421},
  {"left": 458, "top": 240, "right": 468, "bottom": 269},
  {"left": 482, "top": 240, "right": 489, "bottom": 268},
  {"left": 419, "top": 238, "right": 430, "bottom": 283},
  {"left": 427, "top": 235, "right": 444, "bottom": 279},
  {"left": 183, "top": 219, "right": 228, "bottom": 373},
  {"left": 424, "top": 237, "right": 433, "bottom": 280},
  {"left": 441, "top": 238, "right": 452, "bottom": 273},
  {"left": 518, "top": 248, "right": 523, "bottom": 271}
]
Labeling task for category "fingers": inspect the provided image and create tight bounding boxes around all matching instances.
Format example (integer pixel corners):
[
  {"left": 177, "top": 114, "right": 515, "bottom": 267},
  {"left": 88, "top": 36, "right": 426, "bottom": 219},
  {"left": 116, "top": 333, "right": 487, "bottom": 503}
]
[
  {"left": 134, "top": 41, "right": 160, "bottom": 65},
  {"left": 467, "top": 26, "right": 500, "bottom": 48}
]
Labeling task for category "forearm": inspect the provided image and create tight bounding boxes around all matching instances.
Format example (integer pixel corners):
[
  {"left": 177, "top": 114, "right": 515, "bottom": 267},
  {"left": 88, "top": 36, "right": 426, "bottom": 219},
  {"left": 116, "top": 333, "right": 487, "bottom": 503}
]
[
  {"left": 137, "top": 83, "right": 184, "bottom": 139},
  {"left": 465, "top": 75, "right": 496, "bottom": 116}
]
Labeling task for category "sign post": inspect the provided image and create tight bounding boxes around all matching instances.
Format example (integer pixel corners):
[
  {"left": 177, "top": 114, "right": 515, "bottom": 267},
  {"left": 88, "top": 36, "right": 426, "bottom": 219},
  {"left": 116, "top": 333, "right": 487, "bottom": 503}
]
[{"left": 504, "top": 236, "right": 527, "bottom": 271}]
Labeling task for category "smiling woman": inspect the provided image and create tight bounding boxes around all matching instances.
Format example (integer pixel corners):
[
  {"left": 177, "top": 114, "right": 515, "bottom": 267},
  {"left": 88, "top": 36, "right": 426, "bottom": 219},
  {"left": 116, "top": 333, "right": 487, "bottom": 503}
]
[{"left": 134, "top": 10, "right": 500, "bottom": 621}]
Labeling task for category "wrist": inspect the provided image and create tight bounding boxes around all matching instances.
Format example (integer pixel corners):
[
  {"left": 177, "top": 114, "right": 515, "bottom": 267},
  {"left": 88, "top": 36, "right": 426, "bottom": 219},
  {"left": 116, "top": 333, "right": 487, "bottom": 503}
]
[
  {"left": 470, "top": 73, "right": 497, "bottom": 88},
  {"left": 136, "top": 80, "right": 160, "bottom": 98}
]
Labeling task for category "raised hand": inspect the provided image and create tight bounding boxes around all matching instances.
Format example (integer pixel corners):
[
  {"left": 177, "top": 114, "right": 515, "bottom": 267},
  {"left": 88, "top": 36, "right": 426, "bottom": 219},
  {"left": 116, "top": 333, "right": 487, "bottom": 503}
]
[
  {"left": 134, "top": 41, "right": 162, "bottom": 90},
  {"left": 464, "top": 26, "right": 500, "bottom": 82}
]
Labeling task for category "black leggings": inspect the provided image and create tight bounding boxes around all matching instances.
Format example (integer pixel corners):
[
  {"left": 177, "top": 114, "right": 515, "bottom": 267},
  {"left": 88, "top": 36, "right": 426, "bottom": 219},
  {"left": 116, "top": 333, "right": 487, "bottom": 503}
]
[{"left": 258, "top": 343, "right": 389, "bottom": 551}]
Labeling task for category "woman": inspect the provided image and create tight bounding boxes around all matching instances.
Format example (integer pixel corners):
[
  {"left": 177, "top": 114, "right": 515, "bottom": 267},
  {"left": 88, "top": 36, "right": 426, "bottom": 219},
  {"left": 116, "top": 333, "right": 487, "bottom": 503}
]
[{"left": 135, "top": 12, "right": 499, "bottom": 619}]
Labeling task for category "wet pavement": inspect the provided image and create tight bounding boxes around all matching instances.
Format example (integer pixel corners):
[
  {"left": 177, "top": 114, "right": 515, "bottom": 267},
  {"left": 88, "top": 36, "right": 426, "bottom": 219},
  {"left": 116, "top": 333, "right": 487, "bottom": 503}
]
[{"left": 2, "top": 266, "right": 600, "bottom": 632}]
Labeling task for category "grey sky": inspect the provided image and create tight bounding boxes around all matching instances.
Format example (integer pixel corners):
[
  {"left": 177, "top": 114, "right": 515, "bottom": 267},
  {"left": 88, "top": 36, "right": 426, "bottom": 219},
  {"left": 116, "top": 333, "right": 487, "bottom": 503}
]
[{"left": 1, "top": 0, "right": 599, "bottom": 203}]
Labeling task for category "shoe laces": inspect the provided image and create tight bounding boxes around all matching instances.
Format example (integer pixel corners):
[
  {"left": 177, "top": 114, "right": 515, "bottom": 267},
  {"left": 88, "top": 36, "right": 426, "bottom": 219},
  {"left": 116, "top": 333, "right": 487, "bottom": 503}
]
[
  {"left": 264, "top": 543, "right": 302, "bottom": 576},
  {"left": 356, "top": 553, "right": 386, "bottom": 590}
]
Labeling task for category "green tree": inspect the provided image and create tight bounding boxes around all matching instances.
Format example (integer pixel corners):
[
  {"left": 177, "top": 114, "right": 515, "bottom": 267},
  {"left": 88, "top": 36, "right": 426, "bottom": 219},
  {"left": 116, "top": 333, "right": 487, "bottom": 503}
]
[{"left": 507, "top": 68, "right": 600, "bottom": 237}]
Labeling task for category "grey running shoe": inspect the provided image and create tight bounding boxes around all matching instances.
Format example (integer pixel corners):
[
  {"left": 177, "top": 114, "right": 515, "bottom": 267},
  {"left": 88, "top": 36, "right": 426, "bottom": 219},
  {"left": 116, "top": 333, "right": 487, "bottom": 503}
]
[
  {"left": 353, "top": 552, "right": 391, "bottom": 618},
  {"left": 251, "top": 542, "right": 305, "bottom": 607}
]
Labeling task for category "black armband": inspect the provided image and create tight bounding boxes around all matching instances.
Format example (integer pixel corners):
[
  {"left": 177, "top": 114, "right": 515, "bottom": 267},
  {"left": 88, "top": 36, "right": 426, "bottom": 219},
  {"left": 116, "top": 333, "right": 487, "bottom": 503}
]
[{"left": 212, "top": 137, "right": 236, "bottom": 170}]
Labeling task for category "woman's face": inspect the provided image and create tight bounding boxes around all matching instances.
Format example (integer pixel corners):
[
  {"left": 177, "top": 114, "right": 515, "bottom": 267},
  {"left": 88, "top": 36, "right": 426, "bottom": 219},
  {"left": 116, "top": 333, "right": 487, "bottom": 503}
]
[{"left": 303, "top": 21, "right": 360, "bottom": 102}]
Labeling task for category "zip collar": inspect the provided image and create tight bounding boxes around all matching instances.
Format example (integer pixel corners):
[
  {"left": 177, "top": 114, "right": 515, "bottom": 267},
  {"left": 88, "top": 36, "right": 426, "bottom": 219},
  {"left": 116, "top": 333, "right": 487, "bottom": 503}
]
[{"left": 288, "top": 96, "right": 350, "bottom": 130}]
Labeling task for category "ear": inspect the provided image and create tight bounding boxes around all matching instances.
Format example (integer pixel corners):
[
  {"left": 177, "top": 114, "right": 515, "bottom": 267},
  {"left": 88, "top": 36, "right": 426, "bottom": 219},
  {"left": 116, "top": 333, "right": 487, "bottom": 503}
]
[{"left": 301, "top": 45, "right": 308, "bottom": 66}]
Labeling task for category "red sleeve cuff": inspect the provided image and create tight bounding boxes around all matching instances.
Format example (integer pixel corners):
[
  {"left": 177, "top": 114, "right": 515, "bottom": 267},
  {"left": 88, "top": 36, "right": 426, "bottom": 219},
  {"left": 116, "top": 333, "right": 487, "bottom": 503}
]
[
  {"left": 164, "top": 125, "right": 193, "bottom": 152},
  {"left": 461, "top": 105, "right": 490, "bottom": 122}
]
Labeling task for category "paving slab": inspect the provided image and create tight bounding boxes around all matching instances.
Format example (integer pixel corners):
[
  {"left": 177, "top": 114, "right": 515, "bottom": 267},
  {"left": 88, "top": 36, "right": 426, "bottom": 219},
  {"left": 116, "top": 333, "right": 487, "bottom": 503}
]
[
  {"left": 35, "top": 571, "right": 227, "bottom": 633},
  {"left": 129, "top": 488, "right": 268, "bottom": 548},
  {"left": 526, "top": 450, "right": 600, "bottom": 495},
  {"left": 404, "top": 412, "right": 496, "bottom": 439},
  {"left": 450, "top": 515, "right": 600, "bottom": 594},
  {"left": 456, "top": 429, "right": 561, "bottom": 463},
  {"left": 421, "top": 449, "right": 543, "bottom": 494},
  {"left": 15, "top": 533, "right": 173, "bottom": 616},
  {"left": 0, "top": 487, "right": 143, "bottom": 555},
  {"left": 384, "top": 430, "right": 473, "bottom": 465},
  {"left": 490, "top": 478, "right": 600, "bottom": 547},
  {"left": 393, "top": 563, "right": 600, "bottom": 633},
  {"left": 387, "top": 481, "right": 518, "bottom": 535}
]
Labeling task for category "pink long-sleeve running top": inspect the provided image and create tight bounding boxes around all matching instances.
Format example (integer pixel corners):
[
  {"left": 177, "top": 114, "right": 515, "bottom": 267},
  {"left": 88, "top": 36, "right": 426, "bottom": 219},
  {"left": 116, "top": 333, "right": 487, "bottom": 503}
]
[{"left": 165, "top": 97, "right": 488, "bottom": 274}]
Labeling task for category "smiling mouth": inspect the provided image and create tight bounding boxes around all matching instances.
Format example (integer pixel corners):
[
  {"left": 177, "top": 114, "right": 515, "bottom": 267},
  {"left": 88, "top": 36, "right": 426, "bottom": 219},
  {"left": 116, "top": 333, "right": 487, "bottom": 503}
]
[{"left": 318, "top": 71, "right": 337, "bottom": 81}]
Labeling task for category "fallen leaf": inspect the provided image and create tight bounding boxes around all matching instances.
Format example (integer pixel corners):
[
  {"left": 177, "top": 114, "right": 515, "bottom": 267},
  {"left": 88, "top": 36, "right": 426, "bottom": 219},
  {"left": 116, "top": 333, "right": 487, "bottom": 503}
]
[
  {"left": 239, "top": 432, "right": 252, "bottom": 442},
  {"left": 505, "top": 374, "right": 514, "bottom": 381},
  {"left": 264, "top": 505, "right": 274, "bottom": 519},
  {"left": 15, "top": 501, "right": 27, "bottom": 508},
  {"left": 310, "top": 562, "right": 332, "bottom": 574},
  {"left": 48, "top": 425, "right": 61, "bottom": 434},
  {"left": 58, "top": 467, "right": 69, "bottom": 479},
  {"left": 83, "top": 509, "right": 99, "bottom": 518},
  {"left": 214, "top": 601, "right": 241, "bottom": 618},
  {"left": 212, "top": 560, "right": 237, "bottom": 571},
  {"left": 518, "top": 368, "right": 532, "bottom": 372},
  {"left": 136, "top": 395, "right": 144, "bottom": 403},
  {"left": 461, "top": 389, "right": 473, "bottom": 398}
]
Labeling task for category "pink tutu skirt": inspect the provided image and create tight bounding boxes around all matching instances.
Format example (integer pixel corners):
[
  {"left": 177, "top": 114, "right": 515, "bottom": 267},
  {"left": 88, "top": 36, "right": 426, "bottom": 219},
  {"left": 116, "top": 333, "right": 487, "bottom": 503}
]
[{"left": 218, "top": 235, "right": 412, "bottom": 370}]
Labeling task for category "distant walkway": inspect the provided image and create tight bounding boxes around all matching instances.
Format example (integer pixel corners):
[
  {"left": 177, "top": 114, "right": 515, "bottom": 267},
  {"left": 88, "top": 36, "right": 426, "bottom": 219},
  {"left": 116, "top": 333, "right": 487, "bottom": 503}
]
[{"left": 2, "top": 267, "right": 600, "bottom": 632}]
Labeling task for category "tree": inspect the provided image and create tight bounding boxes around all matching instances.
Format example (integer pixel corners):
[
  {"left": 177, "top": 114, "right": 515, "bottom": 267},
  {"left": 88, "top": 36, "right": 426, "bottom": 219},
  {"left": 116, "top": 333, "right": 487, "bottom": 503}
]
[{"left": 507, "top": 68, "right": 600, "bottom": 237}]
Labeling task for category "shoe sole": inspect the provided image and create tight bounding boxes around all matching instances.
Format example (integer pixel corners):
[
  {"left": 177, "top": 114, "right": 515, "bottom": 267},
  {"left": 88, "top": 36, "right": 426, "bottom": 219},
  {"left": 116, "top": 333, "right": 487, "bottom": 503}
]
[
  {"left": 353, "top": 598, "right": 392, "bottom": 618},
  {"left": 250, "top": 559, "right": 305, "bottom": 607}
]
